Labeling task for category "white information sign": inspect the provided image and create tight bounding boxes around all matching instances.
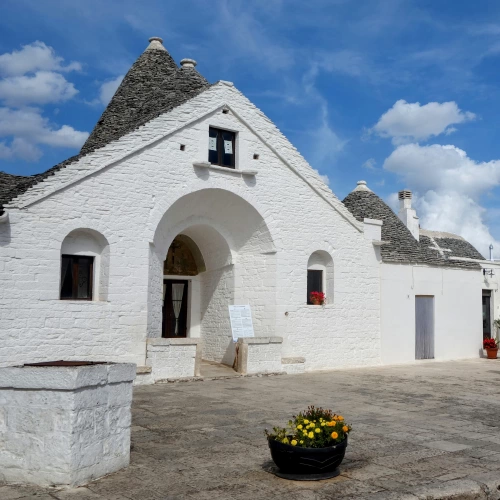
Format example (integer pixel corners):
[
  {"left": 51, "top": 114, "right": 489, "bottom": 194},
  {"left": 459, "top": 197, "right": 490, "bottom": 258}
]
[
  {"left": 229, "top": 305, "right": 254, "bottom": 342},
  {"left": 209, "top": 137, "right": 217, "bottom": 151},
  {"left": 224, "top": 139, "right": 233, "bottom": 154}
]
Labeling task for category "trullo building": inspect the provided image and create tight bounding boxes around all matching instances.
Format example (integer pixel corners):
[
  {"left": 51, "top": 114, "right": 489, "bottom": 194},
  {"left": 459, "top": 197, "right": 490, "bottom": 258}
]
[{"left": 0, "top": 38, "right": 494, "bottom": 382}]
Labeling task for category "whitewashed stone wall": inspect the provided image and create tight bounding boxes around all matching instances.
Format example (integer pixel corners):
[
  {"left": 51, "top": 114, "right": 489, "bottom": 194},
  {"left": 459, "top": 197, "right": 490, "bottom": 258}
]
[
  {"left": 0, "top": 81, "right": 381, "bottom": 372},
  {"left": 146, "top": 338, "right": 200, "bottom": 380},
  {"left": 0, "top": 363, "right": 135, "bottom": 486},
  {"left": 237, "top": 337, "right": 283, "bottom": 374}
]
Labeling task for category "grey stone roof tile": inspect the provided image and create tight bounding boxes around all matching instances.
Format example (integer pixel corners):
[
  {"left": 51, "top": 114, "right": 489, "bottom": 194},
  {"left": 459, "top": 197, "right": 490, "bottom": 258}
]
[{"left": 342, "top": 190, "right": 481, "bottom": 269}]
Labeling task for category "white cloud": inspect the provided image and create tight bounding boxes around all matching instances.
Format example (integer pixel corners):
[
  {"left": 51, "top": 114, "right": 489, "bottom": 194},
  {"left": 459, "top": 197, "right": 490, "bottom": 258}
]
[
  {"left": 372, "top": 100, "right": 475, "bottom": 144},
  {"left": 99, "top": 75, "right": 124, "bottom": 105},
  {"left": 384, "top": 143, "right": 500, "bottom": 257},
  {"left": 363, "top": 158, "right": 377, "bottom": 170},
  {"left": 0, "top": 41, "right": 81, "bottom": 77},
  {"left": 0, "top": 107, "right": 88, "bottom": 161},
  {"left": 0, "top": 138, "right": 42, "bottom": 162},
  {"left": 0, "top": 71, "right": 78, "bottom": 106},
  {"left": 0, "top": 41, "right": 86, "bottom": 163}
]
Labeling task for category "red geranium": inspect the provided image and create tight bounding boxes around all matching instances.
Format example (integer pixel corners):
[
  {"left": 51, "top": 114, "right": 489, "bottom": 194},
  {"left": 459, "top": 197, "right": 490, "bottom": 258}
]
[
  {"left": 310, "top": 291, "right": 325, "bottom": 304},
  {"left": 483, "top": 338, "right": 498, "bottom": 349}
]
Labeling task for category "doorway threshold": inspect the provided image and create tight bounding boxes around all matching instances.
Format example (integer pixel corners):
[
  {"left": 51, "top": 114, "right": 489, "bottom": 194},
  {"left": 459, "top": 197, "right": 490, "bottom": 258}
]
[{"left": 201, "top": 360, "right": 239, "bottom": 379}]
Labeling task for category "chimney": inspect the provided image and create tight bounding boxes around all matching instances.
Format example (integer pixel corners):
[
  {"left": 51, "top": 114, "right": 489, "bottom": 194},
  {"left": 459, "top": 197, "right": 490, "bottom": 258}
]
[
  {"left": 398, "top": 190, "right": 419, "bottom": 241},
  {"left": 180, "top": 58, "right": 197, "bottom": 69}
]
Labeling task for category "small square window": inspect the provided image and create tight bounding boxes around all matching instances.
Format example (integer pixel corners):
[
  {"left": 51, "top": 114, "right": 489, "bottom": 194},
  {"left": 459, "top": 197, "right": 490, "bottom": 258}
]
[
  {"left": 253, "top": 154, "right": 259, "bottom": 160},
  {"left": 180, "top": 144, "right": 185, "bottom": 151},
  {"left": 208, "top": 127, "right": 235, "bottom": 168},
  {"left": 307, "top": 270, "right": 323, "bottom": 304},
  {"left": 60, "top": 255, "right": 94, "bottom": 300}
]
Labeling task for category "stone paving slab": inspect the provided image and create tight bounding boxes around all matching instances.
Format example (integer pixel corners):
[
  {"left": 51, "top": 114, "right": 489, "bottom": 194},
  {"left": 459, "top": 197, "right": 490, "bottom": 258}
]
[{"left": 2, "top": 359, "right": 500, "bottom": 499}]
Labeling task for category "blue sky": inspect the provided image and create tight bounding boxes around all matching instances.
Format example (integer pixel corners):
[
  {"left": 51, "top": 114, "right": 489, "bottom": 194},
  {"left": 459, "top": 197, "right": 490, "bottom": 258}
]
[{"left": 1, "top": 0, "right": 500, "bottom": 255}]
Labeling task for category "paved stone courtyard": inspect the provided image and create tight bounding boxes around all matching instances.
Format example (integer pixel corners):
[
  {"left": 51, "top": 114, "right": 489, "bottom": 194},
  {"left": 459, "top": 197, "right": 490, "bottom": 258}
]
[{"left": 3, "top": 359, "right": 500, "bottom": 499}]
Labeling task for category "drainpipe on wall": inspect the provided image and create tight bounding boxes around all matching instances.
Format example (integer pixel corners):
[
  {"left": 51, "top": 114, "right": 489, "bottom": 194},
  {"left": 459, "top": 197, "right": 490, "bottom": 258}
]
[{"left": 490, "top": 244, "right": 494, "bottom": 262}]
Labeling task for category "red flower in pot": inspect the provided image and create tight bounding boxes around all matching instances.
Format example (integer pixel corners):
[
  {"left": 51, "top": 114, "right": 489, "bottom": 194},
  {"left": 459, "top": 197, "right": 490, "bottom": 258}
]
[{"left": 483, "top": 338, "right": 498, "bottom": 359}]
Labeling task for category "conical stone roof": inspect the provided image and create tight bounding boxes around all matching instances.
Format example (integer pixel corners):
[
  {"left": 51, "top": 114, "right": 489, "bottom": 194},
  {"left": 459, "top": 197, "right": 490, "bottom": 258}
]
[
  {"left": 342, "top": 186, "right": 481, "bottom": 268},
  {"left": 0, "top": 37, "right": 211, "bottom": 213},
  {"left": 81, "top": 37, "right": 210, "bottom": 154}
]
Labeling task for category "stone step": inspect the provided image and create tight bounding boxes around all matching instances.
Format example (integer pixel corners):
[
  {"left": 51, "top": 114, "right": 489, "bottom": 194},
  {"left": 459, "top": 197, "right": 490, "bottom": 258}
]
[{"left": 281, "top": 357, "right": 305, "bottom": 374}]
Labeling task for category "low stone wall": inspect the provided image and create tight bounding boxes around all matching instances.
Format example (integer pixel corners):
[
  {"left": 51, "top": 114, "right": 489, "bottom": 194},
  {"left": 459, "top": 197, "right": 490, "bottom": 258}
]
[
  {"left": 236, "top": 337, "right": 283, "bottom": 375},
  {"left": 146, "top": 338, "right": 201, "bottom": 381},
  {"left": 0, "top": 362, "right": 136, "bottom": 487}
]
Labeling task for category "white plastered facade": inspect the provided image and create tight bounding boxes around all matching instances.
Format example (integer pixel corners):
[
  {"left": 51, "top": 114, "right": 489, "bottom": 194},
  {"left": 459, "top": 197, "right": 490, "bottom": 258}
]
[{"left": 0, "top": 82, "right": 382, "bottom": 372}]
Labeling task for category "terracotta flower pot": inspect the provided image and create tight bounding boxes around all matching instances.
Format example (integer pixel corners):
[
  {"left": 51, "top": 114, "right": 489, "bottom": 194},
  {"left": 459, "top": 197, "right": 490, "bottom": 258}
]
[
  {"left": 311, "top": 298, "right": 320, "bottom": 306},
  {"left": 486, "top": 348, "right": 498, "bottom": 359}
]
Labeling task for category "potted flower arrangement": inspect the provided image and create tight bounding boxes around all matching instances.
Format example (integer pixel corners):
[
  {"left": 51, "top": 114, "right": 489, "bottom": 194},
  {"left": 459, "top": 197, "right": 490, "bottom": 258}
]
[
  {"left": 484, "top": 338, "right": 498, "bottom": 359},
  {"left": 309, "top": 291, "right": 325, "bottom": 306},
  {"left": 265, "top": 406, "right": 351, "bottom": 479}
]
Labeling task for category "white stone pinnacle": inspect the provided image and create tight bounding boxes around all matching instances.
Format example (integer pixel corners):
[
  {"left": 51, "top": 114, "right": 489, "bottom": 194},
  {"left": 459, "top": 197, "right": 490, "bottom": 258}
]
[
  {"left": 146, "top": 37, "right": 166, "bottom": 51},
  {"left": 353, "top": 180, "right": 372, "bottom": 192}
]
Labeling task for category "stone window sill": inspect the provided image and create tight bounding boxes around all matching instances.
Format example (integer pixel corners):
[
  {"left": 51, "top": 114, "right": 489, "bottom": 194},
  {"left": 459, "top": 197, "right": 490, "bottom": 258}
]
[
  {"left": 306, "top": 304, "right": 333, "bottom": 309},
  {"left": 193, "top": 161, "right": 257, "bottom": 176},
  {"left": 48, "top": 300, "right": 110, "bottom": 305}
]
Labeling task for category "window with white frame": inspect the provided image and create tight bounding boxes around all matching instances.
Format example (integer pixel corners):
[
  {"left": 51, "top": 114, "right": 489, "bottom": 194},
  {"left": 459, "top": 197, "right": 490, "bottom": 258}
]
[
  {"left": 307, "top": 251, "right": 334, "bottom": 305},
  {"left": 60, "top": 229, "right": 110, "bottom": 301},
  {"left": 208, "top": 127, "right": 236, "bottom": 168}
]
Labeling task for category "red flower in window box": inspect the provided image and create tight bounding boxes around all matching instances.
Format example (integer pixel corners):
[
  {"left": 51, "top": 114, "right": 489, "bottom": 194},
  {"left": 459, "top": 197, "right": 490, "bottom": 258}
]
[
  {"left": 310, "top": 291, "right": 325, "bottom": 306},
  {"left": 484, "top": 338, "right": 498, "bottom": 359}
]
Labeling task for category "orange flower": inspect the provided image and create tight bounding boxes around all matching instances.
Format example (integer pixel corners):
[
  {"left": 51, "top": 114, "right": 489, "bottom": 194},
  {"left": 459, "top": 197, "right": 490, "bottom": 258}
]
[
  {"left": 327, "top": 421, "right": 335, "bottom": 427},
  {"left": 337, "top": 416, "right": 344, "bottom": 422},
  {"left": 342, "top": 425, "right": 349, "bottom": 432},
  {"left": 331, "top": 431, "right": 338, "bottom": 439}
]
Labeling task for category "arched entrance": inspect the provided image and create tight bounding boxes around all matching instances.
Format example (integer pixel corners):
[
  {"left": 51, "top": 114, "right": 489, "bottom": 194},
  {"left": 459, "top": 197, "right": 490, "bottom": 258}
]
[
  {"left": 149, "top": 189, "right": 276, "bottom": 368},
  {"left": 162, "top": 235, "right": 205, "bottom": 338}
]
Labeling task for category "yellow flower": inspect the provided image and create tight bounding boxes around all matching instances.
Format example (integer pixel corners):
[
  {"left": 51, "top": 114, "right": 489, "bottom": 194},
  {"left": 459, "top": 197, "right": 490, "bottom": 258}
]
[
  {"left": 300, "top": 440, "right": 304, "bottom": 444},
  {"left": 315, "top": 428, "right": 321, "bottom": 433},
  {"left": 282, "top": 437, "right": 289, "bottom": 444},
  {"left": 291, "top": 440, "right": 297, "bottom": 446},
  {"left": 331, "top": 432, "right": 338, "bottom": 439},
  {"left": 321, "top": 422, "right": 326, "bottom": 426},
  {"left": 308, "top": 431, "right": 314, "bottom": 438},
  {"left": 343, "top": 425, "right": 349, "bottom": 433},
  {"left": 303, "top": 430, "right": 308, "bottom": 435},
  {"left": 297, "top": 424, "right": 303, "bottom": 430},
  {"left": 304, "top": 419, "right": 309, "bottom": 424}
]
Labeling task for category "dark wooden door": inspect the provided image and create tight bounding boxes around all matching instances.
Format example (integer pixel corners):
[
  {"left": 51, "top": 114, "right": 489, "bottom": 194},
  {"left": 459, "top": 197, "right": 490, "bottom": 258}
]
[
  {"left": 483, "top": 291, "right": 492, "bottom": 340},
  {"left": 415, "top": 296, "right": 434, "bottom": 360},
  {"left": 162, "top": 279, "right": 188, "bottom": 338}
]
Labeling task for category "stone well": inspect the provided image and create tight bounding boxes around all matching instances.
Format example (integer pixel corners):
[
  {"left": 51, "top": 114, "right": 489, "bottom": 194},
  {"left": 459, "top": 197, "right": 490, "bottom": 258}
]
[{"left": 0, "top": 361, "right": 136, "bottom": 487}]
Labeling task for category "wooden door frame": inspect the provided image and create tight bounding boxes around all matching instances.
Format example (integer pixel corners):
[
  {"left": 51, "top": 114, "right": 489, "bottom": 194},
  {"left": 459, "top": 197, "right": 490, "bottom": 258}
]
[{"left": 162, "top": 278, "right": 189, "bottom": 338}]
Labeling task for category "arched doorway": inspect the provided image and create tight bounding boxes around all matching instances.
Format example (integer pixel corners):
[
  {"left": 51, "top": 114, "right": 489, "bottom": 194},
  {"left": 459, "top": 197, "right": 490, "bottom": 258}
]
[{"left": 150, "top": 188, "right": 277, "bottom": 367}]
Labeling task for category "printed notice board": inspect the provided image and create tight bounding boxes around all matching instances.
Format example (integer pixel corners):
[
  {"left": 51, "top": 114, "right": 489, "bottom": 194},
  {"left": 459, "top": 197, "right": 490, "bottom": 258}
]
[{"left": 228, "top": 305, "right": 254, "bottom": 342}]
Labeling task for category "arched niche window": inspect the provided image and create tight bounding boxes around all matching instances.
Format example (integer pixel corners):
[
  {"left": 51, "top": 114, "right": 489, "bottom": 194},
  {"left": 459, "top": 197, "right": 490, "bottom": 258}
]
[
  {"left": 60, "top": 229, "right": 109, "bottom": 301},
  {"left": 307, "top": 251, "right": 334, "bottom": 305}
]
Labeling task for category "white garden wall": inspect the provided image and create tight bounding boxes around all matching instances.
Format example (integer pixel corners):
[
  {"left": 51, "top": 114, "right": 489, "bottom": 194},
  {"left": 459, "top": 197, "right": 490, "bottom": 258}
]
[{"left": 0, "top": 82, "right": 381, "bottom": 372}]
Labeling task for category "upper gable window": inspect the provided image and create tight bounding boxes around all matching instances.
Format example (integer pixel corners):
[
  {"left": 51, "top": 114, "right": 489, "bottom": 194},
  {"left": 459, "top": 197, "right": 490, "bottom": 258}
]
[{"left": 208, "top": 127, "right": 235, "bottom": 168}]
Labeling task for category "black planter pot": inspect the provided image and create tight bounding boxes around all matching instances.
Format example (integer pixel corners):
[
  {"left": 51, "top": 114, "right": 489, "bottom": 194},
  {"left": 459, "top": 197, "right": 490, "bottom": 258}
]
[{"left": 268, "top": 436, "right": 348, "bottom": 477}]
